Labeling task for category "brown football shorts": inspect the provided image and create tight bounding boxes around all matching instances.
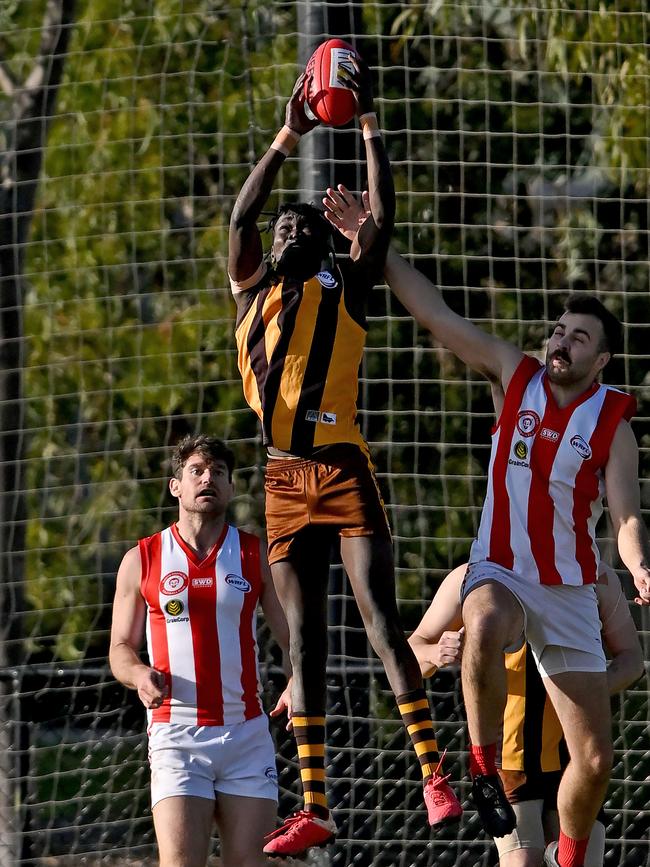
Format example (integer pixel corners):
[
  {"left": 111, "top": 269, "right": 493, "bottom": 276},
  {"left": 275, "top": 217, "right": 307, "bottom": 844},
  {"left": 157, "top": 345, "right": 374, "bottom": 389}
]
[{"left": 264, "top": 444, "right": 391, "bottom": 564}]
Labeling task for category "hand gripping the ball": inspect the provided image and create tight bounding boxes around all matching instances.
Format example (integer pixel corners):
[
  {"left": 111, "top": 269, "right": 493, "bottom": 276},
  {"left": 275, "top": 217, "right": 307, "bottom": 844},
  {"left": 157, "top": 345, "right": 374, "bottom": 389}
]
[
  {"left": 343, "top": 53, "right": 375, "bottom": 119},
  {"left": 285, "top": 73, "right": 320, "bottom": 137}
]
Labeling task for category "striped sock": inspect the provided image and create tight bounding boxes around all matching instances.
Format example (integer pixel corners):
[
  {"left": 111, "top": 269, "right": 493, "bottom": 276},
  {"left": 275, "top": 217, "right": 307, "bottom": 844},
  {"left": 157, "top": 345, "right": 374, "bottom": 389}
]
[
  {"left": 397, "top": 689, "right": 440, "bottom": 782},
  {"left": 292, "top": 712, "right": 328, "bottom": 818},
  {"left": 558, "top": 831, "right": 588, "bottom": 867}
]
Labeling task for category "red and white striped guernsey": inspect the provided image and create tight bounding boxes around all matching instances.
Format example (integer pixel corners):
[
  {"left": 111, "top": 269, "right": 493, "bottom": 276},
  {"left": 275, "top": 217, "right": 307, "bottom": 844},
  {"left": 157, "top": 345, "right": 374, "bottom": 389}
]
[
  {"left": 470, "top": 355, "right": 636, "bottom": 586},
  {"left": 139, "top": 522, "right": 263, "bottom": 726}
]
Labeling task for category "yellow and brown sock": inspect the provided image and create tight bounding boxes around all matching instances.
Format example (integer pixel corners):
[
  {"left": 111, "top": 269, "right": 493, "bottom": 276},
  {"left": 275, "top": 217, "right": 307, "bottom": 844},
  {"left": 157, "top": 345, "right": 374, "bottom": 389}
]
[
  {"left": 292, "top": 712, "right": 328, "bottom": 818},
  {"left": 397, "top": 689, "right": 440, "bottom": 783}
]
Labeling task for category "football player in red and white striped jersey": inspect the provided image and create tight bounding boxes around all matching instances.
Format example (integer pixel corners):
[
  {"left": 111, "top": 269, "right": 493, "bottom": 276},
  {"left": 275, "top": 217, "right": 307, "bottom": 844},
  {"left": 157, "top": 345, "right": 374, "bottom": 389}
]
[
  {"left": 381, "top": 253, "right": 650, "bottom": 867},
  {"left": 109, "top": 435, "right": 291, "bottom": 867}
]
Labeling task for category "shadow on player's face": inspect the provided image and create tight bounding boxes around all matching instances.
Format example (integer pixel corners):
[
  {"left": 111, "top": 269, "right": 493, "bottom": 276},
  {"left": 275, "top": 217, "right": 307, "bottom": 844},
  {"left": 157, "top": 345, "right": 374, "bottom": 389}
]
[{"left": 272, "top": 211, "right": 328, "bottom": 280}]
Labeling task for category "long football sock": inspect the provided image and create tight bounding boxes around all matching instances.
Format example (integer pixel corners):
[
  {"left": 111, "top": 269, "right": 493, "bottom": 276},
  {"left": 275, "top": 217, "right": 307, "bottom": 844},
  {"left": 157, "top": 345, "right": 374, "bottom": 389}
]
[
  {"left": 397, "top": 689, "right": 440, "bottom": 783},
  {"left": 558, "top": 831, "right": 588, "bottom": 867},
  {"left": 469, "top": 742, "right": 498, "bottom": 777},
  {"left": 292, "top": 712, "right": 329, "bottom": 818}
]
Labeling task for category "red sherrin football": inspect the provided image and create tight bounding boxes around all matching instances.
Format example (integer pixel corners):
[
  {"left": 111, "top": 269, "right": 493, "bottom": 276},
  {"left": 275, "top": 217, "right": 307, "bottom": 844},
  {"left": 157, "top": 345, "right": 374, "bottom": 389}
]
[{"left": 304, "top": 39, "right": 359, "bottom": 127}]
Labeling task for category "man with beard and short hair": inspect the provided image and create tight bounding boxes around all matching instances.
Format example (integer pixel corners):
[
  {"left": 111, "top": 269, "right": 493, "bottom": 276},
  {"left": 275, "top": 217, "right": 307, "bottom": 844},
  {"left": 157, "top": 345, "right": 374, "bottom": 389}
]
[
  {"left": 322, "top": 184, "right": 650, "bottom": 867},
  {"left": 227, "top": 61, "right": 462, "bottom": 859},
  {"left": 379, "top": 267, "right": 650, "bottom": 867},
  {"left": 109, "top": 435, "right": 292, "bottom": 867}
]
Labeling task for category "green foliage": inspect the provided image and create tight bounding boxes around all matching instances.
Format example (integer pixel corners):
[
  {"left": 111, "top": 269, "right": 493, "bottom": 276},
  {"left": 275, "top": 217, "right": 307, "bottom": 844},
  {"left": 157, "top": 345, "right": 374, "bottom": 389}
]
[
  {"left": 9, "top": 0, "right": 650, "bottom": 664},
  {"left": 16, "top": 0, "right": 300, "bottom": 660}
]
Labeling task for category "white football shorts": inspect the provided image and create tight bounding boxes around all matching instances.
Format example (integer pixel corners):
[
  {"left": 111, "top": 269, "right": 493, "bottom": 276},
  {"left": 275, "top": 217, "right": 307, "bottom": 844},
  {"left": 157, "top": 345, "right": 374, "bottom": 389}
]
[
  {"left": 148, "top": 712, "right": 278, "bottom": 808},
  {"left": 462, "top": 560, "right": 606, "bottom": 675}
]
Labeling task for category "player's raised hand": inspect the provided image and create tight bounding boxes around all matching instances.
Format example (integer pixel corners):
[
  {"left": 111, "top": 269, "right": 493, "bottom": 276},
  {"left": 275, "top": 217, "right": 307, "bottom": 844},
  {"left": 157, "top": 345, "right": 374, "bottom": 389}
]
[
  {"left": 270, "top": 677, "right": 294, "bottom": 731},
  {"left": 343, "top": 54, "right": 374, "bottom": 118},
  {"left": 323, "top": 185, "right": 370, "bottom": 241},
  {"left": 135, "top": 667, "right": 168, "bottom": 710},
  {"left": 285, "top": 73, "right": 319, "bottom": 136}
]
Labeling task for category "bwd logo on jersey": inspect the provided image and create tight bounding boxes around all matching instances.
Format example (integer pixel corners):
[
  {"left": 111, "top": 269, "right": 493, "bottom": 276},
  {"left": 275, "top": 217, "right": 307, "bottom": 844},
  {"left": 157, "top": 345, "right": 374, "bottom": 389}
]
[
  {"left": 540, "top": 427, "right": 560, "bottom": 442},
  {"left": 316, "top": 271, "right": 337, "bottom": 289},
  {"left": 516, "top": 410, "right": 541, "bottom": 437},
  {"left": 225, "top": 573, "right": 251, "bottom": 592},
  {"left": 570, "top": 434, "right": 592, "bottom": 460},
  {"left": 191, "top": 576, "right": 213, "bottom": 588},
  {"left": 160, "top": 571, "right": 189, "bottom": 596}
]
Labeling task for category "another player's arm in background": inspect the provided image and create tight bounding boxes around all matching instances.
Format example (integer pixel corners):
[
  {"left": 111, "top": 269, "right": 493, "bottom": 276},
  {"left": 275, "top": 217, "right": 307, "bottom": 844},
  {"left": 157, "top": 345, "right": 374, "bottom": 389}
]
[
  {"left": 109, "top": 546, "right": 168, "bottom": 710},
  {"left": 384, "top": 248, "right": 524, "bottom": 392},
  {"left": 344, "top": 56, "right": 395, "bottom": 283},
  {"left": 227, "top": 74, "right": 318, "bottom": 283},
  {"left": 603, "top": 420, "right": 650, "bottom": 607},
  {"left": 597, "top": 564, "right": 645, "bottom": 692},
  {"left": 258, "top": 540, "right": 294, "bottom": 725},
  {"left": 408, "top": 564, "right": 466, "bottom": 679},
  {"left": 323, "top": 189, "right": 522, "bottom": 393}
]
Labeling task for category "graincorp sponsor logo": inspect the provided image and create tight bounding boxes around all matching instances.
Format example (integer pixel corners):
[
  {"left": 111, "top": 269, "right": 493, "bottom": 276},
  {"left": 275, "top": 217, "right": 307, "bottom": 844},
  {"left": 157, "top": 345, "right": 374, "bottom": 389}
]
[
  {"left": 165, "top": 599, "right": 184, "bottom": 617},
  {"left": 225, "top": 573, "right": 251, "bottom": 592},
  {"left": 514, "top": 440, "right": 528, "bottom": 460},
  {"left": 508, "top": 439, "right": 530, "bottom": 468},
  {"left": 160, "top": 571, "right": 189, "bottom": 596}
]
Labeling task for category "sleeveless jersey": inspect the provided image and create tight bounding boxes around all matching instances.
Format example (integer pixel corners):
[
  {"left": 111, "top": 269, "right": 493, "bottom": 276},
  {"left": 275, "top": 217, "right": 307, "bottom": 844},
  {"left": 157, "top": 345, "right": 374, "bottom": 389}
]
[
  {"left": 139, "top": 523, "right": 263, "bottom": 726},
  {"left": 232, "top": 259, "right": 370, "bottom": 457},
  {"left": 470, "top": 356, "right": 636, "bottom": 585}
]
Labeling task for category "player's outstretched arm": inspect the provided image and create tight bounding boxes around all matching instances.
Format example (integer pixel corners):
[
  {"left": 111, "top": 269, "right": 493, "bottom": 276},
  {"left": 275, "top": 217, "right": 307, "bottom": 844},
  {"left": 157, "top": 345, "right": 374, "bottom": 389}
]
[
  {"left": 109, "top": 546, "right": 168, "bottom": 710},
  {"left": 228, "top": 73, "right": 318, "bottom": 283},
  {"left": 345, "top": 56, "right": 395, "bottom": 283},
  {"left": 604, "top": 420, "right": 650, "bottom": 607},
  {"left": 408, "top": 564, "right": 466, "bottom": 678},
  {"left": 384, "top": 248, "right": 523, "bottom": 389},
  {"left": 323, "top": 187, "right": 523, "bottom": 390},
  {"left": 597, "top": 564, "right": 644, "bottom": 693}
]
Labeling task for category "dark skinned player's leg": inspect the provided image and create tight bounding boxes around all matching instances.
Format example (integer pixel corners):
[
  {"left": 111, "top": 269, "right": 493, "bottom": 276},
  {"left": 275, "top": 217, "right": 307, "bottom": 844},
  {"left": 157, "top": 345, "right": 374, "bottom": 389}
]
[
  {"left": 340, "top": 534, "right": 462, "bottom": 825},
  {"left": 270, "top": 527, "right": 332, "bottom": 819}
]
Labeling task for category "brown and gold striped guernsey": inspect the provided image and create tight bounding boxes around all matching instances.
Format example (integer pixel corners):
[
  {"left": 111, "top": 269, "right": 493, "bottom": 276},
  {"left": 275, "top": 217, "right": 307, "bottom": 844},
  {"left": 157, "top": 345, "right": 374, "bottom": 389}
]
[
  {"left": 234, "top": 259, "right": 371, "bottom": 457},
  {"left": 500, "top": 643, "right": 564, "bottom": 776}
]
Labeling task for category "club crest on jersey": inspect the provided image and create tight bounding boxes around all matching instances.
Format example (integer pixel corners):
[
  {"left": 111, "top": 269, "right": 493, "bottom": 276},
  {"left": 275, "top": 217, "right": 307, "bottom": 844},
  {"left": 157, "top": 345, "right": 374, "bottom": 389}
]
[
  {"left": 516, "top": 410, "right": 541, "bottom": 437},
  {"left": 160, "top": 571, "right": 189, "bottom": 596},
  {"left": 165, "top": 599, "right": 184, "bottom": 617},
  {"left": 225, "top": 573, "right": 251, "bottom": 592},
  {"left": 570, "top": 434, "right": 592, "bottom": 460},
  {"left": 316, "top": 271, "right": 337, "bottom": 289}
]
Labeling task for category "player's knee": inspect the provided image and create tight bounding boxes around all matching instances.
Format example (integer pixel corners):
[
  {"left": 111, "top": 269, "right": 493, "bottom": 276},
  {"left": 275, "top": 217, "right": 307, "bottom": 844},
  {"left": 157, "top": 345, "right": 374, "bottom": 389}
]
[
  {"left": 574, "top": 741, "right": 612, "bottom": 783},
  {"left": 463, "top": 605, "right": 508, "bottom": 651}
]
